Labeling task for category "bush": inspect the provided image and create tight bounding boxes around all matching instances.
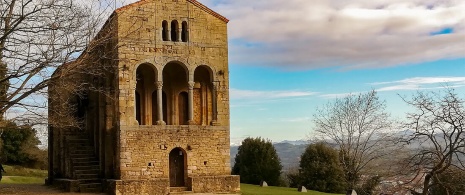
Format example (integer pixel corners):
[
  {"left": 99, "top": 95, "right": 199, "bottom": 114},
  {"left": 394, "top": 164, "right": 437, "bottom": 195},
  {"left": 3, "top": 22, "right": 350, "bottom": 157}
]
[
  {"left": 298, "top": 142, "right": 346, "bottom": 193},
  {"left": 232, "top": 137, "right": 282, "bottom": 186},
  {"left": 0, "top": 120, "right": 47, "bottom": 168}
]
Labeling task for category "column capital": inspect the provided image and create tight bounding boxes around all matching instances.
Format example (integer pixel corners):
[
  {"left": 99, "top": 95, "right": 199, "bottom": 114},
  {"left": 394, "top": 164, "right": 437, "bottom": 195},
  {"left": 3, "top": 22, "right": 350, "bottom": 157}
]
[
  {"left": 188, "top": 81, "right": 195, "bottom": 90},
  {"left": 156, "top": 81, "right": 163, "bottom": 90}
]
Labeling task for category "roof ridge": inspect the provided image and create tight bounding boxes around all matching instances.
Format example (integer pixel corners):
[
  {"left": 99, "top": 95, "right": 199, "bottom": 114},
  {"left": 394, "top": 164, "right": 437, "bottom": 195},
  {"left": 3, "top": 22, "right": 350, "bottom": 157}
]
[{"left": 114, "top": 0, "right": 228, "bottom": 23}]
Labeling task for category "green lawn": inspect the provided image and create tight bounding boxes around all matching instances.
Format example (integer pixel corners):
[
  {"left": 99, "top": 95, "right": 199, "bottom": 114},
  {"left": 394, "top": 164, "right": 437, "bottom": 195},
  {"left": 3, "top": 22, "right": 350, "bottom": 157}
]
[
  {"left": 241, "top": 184, "right": 343, "bottom": 195},
  {"left": 1, "top": 165, "right": 47, "bottom": 184},
  {"left": 1, "top": 176, "right": 45, "bottom": 184}
]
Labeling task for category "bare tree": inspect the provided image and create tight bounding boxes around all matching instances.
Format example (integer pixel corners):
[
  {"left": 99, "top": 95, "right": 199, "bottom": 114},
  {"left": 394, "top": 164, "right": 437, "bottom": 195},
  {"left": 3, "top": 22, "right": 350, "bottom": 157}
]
[
  {"left": 0, "top": 0, "right": 127, "bottom": 125},
  {"left": 313, "top": 90, "right": 393, "bottom": 190},
  {"left": 401, "top": 89, "right": 465, "bottom": 195}
]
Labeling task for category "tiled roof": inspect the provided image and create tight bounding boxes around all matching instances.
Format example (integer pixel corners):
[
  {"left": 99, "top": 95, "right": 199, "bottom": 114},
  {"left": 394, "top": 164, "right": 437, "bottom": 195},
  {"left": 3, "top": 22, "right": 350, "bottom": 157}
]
[{"left": 115, "top": 0, "right": 229, "bottom": 23}]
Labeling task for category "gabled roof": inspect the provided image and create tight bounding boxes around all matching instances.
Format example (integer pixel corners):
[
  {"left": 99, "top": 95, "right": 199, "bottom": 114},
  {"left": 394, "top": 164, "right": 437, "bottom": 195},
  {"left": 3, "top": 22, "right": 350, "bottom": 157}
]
[{"left": 115, "top": 0, "right": 229, "bottom": 23}]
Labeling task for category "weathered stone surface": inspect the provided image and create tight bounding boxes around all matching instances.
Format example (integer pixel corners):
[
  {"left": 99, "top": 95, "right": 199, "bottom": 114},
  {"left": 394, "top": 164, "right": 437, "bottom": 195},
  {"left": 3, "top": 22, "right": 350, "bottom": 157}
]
[
  {"left": 260, "top": 181, "right": 268, "bottom": 187},
  {"left": 49, "top": 0, "right": 238, "bottom": 194},
  {"left": 298, "top": 186, "right": 307, "bottom": 192}
]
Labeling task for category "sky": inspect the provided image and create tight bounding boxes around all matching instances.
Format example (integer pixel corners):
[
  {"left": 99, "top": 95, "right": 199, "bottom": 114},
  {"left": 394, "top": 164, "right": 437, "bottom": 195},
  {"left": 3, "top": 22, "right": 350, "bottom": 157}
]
[
  {"left": 81, "top": 0, "right": 465, "bottom": 144},
  {"left": 193, "top": 0, "right": 465, "bottom": 144}
]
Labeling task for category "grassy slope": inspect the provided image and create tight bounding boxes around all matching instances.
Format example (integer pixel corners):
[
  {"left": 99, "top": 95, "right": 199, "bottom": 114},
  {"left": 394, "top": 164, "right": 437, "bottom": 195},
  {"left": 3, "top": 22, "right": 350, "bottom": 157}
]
[
  {"left": 241, "top": 184, "right": 343, "bottom": 195},
  {"left": 1, "top": 165, "right": 47, "bottom": 184}
]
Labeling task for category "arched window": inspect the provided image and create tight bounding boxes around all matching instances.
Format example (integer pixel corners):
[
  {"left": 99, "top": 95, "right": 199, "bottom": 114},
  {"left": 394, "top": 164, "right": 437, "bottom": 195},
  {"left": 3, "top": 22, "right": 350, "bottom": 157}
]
[
  {"left": 162, "top": 20, "right": 169, "bottom": 41},
  {"left": 181, "top": 21, "right": 188, "bottom": 42},
  {"left": 171, "top": 20, "right": 179, "bottom": 42}
]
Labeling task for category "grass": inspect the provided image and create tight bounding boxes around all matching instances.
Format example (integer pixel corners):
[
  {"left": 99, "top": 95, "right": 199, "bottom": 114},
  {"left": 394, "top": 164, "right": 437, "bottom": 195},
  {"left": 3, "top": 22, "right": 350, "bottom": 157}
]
[
  {"left": 1, "top": 176, "right": 45, "bottom": 184},
  {"left": 240, "top": 184, "right": 343, "bottom": 195},
  {"left": 1, "top": 165, "right": 47, "bottom": 184}
]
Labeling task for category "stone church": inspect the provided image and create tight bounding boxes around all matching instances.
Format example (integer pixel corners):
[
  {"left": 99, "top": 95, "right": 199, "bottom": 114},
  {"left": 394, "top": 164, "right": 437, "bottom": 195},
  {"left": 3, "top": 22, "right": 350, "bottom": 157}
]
[{"left": 47, "top": 0, "right": 239, "bottom": 194}]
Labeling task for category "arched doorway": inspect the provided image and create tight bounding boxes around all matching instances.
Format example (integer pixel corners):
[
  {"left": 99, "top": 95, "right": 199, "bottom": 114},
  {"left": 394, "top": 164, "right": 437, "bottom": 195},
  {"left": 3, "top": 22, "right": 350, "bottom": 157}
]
[{"left": 169, "top": 148, "right": 186, "bottom": 187}]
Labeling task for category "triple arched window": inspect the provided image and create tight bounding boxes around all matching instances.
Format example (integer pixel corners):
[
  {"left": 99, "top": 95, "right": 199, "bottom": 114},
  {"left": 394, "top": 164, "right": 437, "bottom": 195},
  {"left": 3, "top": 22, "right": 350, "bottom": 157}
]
[{"left": 162, "top": 20, "right": 188, "bottom": 42}]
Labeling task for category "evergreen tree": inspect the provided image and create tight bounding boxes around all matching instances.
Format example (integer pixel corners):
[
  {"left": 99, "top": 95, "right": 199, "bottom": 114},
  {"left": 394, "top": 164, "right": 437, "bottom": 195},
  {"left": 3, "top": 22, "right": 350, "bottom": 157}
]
[
  {"left": 299, "top": 142, "right": 346, "bottom": 193},
  {"left": 0, "top": 120, "right": 42, "bottom": 167},
  {"left": 232, "top": 137, "right": 282, "bottom": 186}
]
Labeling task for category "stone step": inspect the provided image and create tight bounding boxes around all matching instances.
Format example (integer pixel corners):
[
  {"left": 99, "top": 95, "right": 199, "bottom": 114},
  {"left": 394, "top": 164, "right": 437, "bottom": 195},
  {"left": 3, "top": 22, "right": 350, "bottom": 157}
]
[
  {"left": 169, "top": 191, "right": 193, "bottom": 194},
  {"left": 70, "top": 150, "right": 94, "bottom": 155},
  {"left": 73, "top": 161, "right": 100, "bottom": 167},
  {"left": 75, "top": 173, "right": 99, "bottom": 180},
  {"left": 75, "top": 169, "right": 100, "bottom": 175},
  {"left": 80, "top": 183, "right": 103, "bottom": 193},
  {"left": 72, "top": 157, "right": 98, "bottom": 163},
  {"left": 68, "top": 145, "right": 94, "bottom": 149},
  {"left": 79, "top": 179, "right": 102, "bottom": 184},
  {"left": 70, "top": 153, "right": 95, "bottom": 158},
  {"left": 67, "top": 138, "right": 90, "bottom": 143},
  {"left": 67, "top": 143, "right": 92, "bottom": 147},
  {"left": 74, "top": 165, "right": 100, "bottom": 170},
  {"left": 170, "top": 187, "right": 189, "bottom": 192}
]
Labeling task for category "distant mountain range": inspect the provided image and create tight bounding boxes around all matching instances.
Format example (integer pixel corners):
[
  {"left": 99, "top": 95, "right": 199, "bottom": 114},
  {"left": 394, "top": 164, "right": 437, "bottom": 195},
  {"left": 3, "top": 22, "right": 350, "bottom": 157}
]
[{"left": 230, "top": 140, "right": 309, "bottom": 171}]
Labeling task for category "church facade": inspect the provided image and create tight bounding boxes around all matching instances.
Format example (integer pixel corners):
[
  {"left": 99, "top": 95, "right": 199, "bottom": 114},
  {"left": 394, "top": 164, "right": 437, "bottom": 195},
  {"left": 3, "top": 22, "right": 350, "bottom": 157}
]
[{"left": 48, "top": 0, "right": 239, "bottom": 194}]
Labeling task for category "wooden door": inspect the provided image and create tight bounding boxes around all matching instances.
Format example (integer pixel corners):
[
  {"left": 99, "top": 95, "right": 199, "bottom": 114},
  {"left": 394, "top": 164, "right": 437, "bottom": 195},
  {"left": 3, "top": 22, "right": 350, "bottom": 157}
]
[{"left": 169, "top": 148, "right": 185, "bottom": 187}]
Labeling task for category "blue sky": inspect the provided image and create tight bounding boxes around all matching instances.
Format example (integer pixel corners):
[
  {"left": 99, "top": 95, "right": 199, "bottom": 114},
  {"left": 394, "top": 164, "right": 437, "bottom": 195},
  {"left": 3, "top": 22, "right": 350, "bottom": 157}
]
[
  {"left": 101, "top": 0, "right": 465, "bottom": 144},
  {"left": 229, "top": 60, "right": 465, "bottom": 144}
]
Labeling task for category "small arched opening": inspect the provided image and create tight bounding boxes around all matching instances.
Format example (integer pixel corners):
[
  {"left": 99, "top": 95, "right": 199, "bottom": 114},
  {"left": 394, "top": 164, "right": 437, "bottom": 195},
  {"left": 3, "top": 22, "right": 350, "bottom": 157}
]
[
  {"left": 162, "top": 20, "right": 169, "bottom": 41},
  {"left": 181, "top": 21, "right": 188, "bottom": 42},
  {"left": 171, "top": 20, "right": 179, "bottom": 42}
]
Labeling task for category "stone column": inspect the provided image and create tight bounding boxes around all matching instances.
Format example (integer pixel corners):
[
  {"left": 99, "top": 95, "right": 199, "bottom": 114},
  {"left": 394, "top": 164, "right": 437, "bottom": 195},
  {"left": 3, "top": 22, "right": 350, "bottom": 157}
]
[
  {"left": 187, "top": 81, "right": 195, "bottom": 125},
  {"left": 156, "top": 81, "right": 165, "bottom": 125},
  {"left": 211, "top": 82, "right": 219, "bottom": 126},
  {"left": 132, "top": 84, "right": 139, "bottom": 125}
]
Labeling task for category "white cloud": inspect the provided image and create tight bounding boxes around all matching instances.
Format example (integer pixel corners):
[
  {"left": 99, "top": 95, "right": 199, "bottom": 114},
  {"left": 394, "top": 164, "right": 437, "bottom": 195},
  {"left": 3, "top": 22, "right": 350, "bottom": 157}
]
[
  {"left": 281, "top": 117, "right": 311, "bottom": 123},
  {"left": 204, "top": 0, "right": 465, "bottom": 70},
  {"left": 373, "top": 76, "right": 465, "bottom": 91},
  {"left": 230, "top": 88, "right": 317, "bottom": 100},
  {"left": 320, "top": 92, "right": 359, "bottom": 99}
]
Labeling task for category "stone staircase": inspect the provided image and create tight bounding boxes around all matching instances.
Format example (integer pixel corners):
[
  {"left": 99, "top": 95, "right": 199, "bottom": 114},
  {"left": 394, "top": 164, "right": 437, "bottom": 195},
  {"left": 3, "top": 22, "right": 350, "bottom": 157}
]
[{"left": 66, "top": 135, "right": 103, "bottom": 193}]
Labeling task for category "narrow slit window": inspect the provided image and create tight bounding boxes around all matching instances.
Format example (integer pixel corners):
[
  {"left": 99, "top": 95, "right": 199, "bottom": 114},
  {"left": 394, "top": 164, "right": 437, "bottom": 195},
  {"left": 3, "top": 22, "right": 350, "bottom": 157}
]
[
  {"left": 181, "top": 21, "right": 188, "bottom": 42},
  {"left": 162, "top": 20, "right": 169, "bottom": 41},
  {"left": 171, "top": 20, "right": 179, "bottom": 42}
]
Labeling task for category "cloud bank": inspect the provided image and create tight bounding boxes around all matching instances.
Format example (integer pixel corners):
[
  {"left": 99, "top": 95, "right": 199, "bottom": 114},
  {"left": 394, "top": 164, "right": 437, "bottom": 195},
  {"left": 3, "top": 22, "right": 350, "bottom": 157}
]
[
  {"left": 204, "top": 0, "right": 465, "bottom": 70},
  {"left": 230, "top": 88, "right": 317, "bottom": 100}
]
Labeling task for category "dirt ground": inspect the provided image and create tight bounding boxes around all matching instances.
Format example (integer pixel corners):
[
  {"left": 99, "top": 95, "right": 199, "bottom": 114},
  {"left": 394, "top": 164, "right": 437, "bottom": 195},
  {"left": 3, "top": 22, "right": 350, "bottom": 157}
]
[{"left": 0, "top": 183, "right": 105, "bottom": 195}]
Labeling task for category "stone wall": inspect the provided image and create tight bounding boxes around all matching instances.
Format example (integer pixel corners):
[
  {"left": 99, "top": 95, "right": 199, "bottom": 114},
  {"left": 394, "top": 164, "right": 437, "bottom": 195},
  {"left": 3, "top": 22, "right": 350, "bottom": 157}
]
[
  {"left": 189, "top": 175, "right": 240, "bottom": 193},
  {"left": 108, "top": 179, "right": 170, "bottom": 195},
  {"left": 119, "top": 125, "right": 231, "bottom": 180}
]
